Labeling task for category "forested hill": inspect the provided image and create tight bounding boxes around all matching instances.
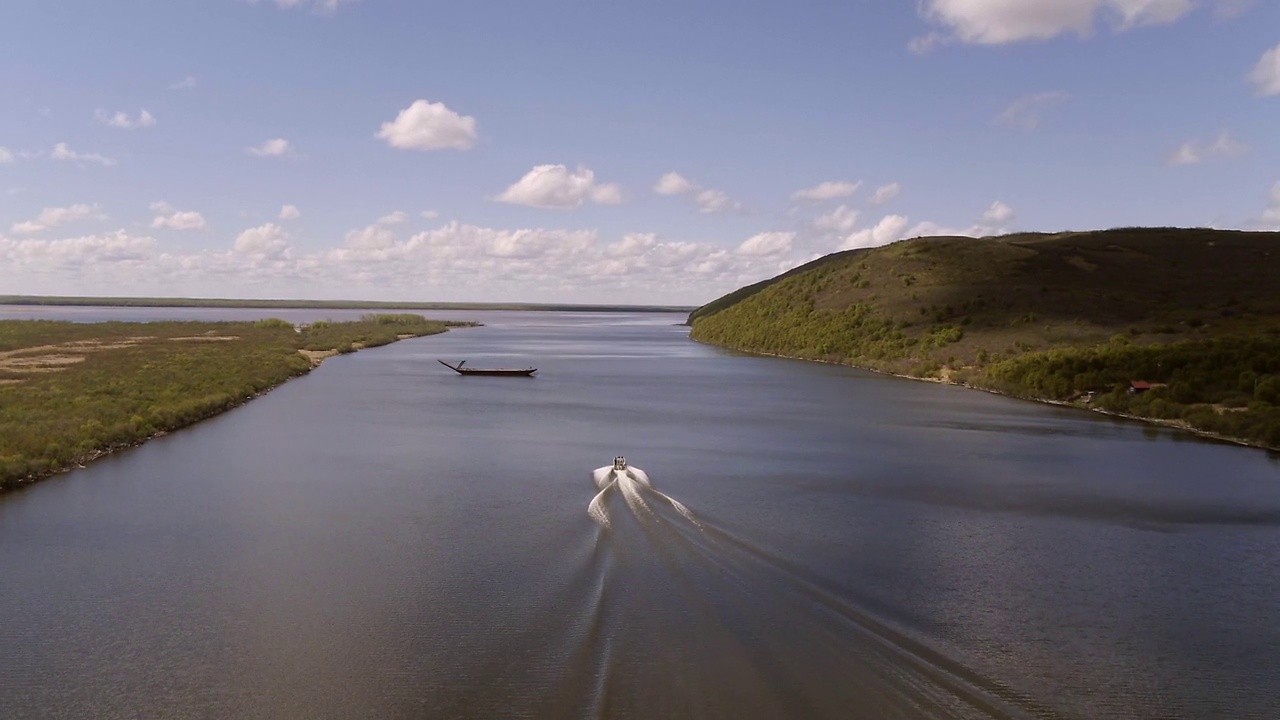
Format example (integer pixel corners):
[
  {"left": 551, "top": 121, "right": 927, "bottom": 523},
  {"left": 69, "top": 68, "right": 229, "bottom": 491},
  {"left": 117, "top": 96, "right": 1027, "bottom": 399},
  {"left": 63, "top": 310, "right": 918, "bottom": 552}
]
[{"left": 687, "top": 227, "right": 1280, "bottom": 450}]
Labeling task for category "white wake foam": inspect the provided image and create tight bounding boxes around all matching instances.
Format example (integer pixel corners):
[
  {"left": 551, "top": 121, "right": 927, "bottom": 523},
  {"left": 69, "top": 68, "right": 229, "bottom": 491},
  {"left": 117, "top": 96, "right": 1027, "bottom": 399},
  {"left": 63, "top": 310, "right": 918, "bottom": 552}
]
[{"left": 588, "top": 464, "right": 697, "bottom": 529}]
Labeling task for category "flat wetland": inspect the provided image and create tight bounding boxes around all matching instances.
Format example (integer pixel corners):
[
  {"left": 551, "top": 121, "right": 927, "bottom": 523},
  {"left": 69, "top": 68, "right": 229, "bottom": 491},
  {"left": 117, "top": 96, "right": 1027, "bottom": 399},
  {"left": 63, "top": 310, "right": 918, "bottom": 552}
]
[{"left": 0, "top": 313, "right": 458, "bottom": 490}]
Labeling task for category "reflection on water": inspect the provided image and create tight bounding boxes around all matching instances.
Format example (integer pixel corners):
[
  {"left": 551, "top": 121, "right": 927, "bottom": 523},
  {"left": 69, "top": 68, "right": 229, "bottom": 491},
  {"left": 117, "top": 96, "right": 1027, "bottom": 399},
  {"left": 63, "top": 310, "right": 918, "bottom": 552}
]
[{"left": 1, "top": 309, "right": 1278, "bottom": 719}]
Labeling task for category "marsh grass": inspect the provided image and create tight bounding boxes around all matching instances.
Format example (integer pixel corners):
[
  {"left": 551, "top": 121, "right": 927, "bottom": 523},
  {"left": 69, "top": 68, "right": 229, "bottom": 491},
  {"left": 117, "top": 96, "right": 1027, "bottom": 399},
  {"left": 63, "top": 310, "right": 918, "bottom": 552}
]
[{"left": 0, "top": 315, "right": 457, "bottom": 490}]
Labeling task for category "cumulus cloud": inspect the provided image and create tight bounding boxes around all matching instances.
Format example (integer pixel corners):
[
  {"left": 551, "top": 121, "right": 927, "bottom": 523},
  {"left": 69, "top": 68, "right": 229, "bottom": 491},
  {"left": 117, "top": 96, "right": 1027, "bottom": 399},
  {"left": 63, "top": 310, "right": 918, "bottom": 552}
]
[
  {"left": 341, "top": 211, "right": 412, "bottom": 250},
  {"left": 908, "top": 201, "right": 1018, "bottom": 239},
  {"left": 0, "top": 231, "right": 155, "bottom": 267},
  {"left": 692, "top": 189, "right": 733, "bottom": 214},
  {"left": 839, "top": 215, "right": 911, "bottom": 250},
  {"left": 234, "top": 223, "right": 291, "bottom": 258},
  {"left": 870, "top": 183, "right": 901, "bottom": 205},
  {"left": 813, "top": 205, "right": 860, "bottom": 233},
  {"left": 495, "top": 165, "right": 622, "bottom": 209},
  {"left": 654, "top": 172, "right": 695, "bottom": 195},
  {"left": 998, "top": 91, "right": 1070, "bottom": 130},
  {"left": 912, "top": 0, "right": 1194, "bottom": 48},
  {"left": 836, "top": 201, "right": 1016, "bottom": 251},
  {"left": 279, "top": 204, "right": 301, "bottom": 220},
  {"left": 981, "top": 201, "right": 1016, "bottom": 225},
  {"left": 11, "top": 203, "right": 103, "bottom": 234},
  {"left": 377, "top": 99, "right": 477, "bottom": 151},
  {"left": 1250, "top": 43, "right": 1280, "bottom": 96},
  {"left": 51, "top": 142, "right": 116, "bottom": 166},
  {"left": 737, "top": 232, "right": 795, "bottom": 257},
  {"left": 1167, "top": 132, "right": 1249, "bottom": 166},
  {"left": 247, "top": 138, "right": 293, "bottom": 157},
  {"left": 96, "top": 109, "right": 155, "bottom": 130},
  {"left": 150, "top": 202, "right": 207, "bottom": 231},
  {"left": 791, "top": 180, "right": 861, "bottom": 202},
  {"left": 169, "top": 76, "right": 197, "bottom": 91},
  {"left": 653, "top": 171, "right": 740, "bottom": 213}
]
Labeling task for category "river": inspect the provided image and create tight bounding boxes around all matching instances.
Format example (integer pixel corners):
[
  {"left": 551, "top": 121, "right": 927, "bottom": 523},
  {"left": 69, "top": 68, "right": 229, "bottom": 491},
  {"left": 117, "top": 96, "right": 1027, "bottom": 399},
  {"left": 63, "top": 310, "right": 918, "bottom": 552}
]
[{"left": 1, "top": 309, "right": 1277, "bottom": 719}]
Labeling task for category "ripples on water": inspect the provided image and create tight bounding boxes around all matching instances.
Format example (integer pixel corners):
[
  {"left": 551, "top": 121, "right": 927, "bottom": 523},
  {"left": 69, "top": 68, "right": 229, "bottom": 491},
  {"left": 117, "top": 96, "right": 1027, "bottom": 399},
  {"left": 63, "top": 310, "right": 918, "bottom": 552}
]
[{"left": 1, "top": 309, "right": 1278, "bottom": 719}]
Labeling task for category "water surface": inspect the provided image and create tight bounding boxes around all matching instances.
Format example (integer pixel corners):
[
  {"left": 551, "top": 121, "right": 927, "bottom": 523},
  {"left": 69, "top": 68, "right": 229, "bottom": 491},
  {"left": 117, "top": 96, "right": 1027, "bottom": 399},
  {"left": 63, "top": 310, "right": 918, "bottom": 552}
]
[{"left": 1, "top": 310, "right": 1277, "bottom": 719}]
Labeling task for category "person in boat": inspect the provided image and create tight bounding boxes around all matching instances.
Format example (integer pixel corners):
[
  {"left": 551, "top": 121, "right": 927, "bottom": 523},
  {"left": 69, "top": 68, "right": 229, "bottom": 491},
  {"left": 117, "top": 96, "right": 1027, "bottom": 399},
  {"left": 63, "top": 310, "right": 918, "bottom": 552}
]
[{"left": 614, "top": 456, "right": 627, "bottom": 471}]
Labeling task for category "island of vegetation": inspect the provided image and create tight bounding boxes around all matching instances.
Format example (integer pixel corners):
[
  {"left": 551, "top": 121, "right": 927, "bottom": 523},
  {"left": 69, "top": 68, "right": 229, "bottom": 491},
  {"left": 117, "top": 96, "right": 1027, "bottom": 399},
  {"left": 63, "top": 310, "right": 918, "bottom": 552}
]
[
  {"left": 0, "top": 314, "right": 469, "bottom": 492},
  {"left": 0, "top": 295, "right": 694, "bottom": 314},
  {"left": 688, "top": 227, "right": 1280, "bottom": 451}
]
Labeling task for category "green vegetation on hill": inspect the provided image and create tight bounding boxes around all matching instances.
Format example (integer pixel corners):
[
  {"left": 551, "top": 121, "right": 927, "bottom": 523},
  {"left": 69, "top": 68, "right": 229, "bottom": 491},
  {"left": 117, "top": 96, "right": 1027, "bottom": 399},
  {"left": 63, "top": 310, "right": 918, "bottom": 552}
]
[
  {"left": 0, "top": 314, "right": 461, "bottom": 491},
  {"left": 688, "top": 227, "right": 1280, "bottom": 450}
]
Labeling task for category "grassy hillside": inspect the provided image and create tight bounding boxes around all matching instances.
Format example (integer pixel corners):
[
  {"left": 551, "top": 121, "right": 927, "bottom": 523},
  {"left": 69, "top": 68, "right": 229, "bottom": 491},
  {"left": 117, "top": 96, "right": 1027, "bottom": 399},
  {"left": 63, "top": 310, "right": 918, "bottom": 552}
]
[
  {"left": 0, "top": 314, "right": 462, "bottom": 491},
  {"left": 688, "top": 227, "right": 1280, "bottom": 449}
]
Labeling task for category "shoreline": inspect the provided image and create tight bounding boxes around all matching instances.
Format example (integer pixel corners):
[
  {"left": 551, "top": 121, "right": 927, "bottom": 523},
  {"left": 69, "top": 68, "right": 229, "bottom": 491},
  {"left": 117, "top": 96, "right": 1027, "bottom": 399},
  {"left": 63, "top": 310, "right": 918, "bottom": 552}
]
[
  {"left": 2, "top": 334, "right": 435, "bottom": 494},
  {"left": 695, "top": 339, "right": 1280, "bottom": 454}
]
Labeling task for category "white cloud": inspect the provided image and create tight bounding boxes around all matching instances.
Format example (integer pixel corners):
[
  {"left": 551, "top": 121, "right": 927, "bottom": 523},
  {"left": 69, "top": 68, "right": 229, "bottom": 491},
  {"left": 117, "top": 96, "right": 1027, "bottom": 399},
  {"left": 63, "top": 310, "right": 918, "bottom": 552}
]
[
  {"left": 96, "top": 109, "right": 155, "bottom": 130},
  {"left": 737, "top": 231, "right": 795, "bottom": 257},
  {"left": 421, "top": 210, "right": 440, "bottom": 220},
  {"left": 998, "top": 91, "right": 1070, "bottom": 130},
  {"left": 495, "top": 165, "right": 622, "bottom": 209},
  {"left": 0, "top": 231, "right": 155, "bottom": 267},
  {"left": 51, "top": 142, "right": 116, "bottom": 166},
  {"left": 982, "top": 201, "right": 1016, "bottom": 225},
  {"left": 813, "top": 205, "right": 860, "bottom": 233},
  {"left": 377, "top": 99, "right": 477, "bottom": 151},
  {"left": 342, "top": 211, "right": 411, "bottom": 250},
  {"left": 11, "top": 203, "right": 103, "bottom": 234},
  {"left": 913, "top": 0, "right": 1193, "bottom": 47},
  {"left": 150, "top": 203, "right": 207, "bottom": 231},
  {"left": 791, "top": 180, "right": 861, "bottom": 202},
  {"left": 694, "top": 188, "right": 733, "bottom": 214},
  {"left": 654, "top": 172, "right": 740, "bottom": 213},
  {"left": 654, "top": 172, "right": 695, "bottom": 195},
  {"left": 590, "top": 184, "right": 624, "bottom": 205},
  {"left": 247, "top": 138, "right": 293, "bottom": 157},
  {"left": 234, "top": 223, "right": 291, "bottom": 258},
  {"left": 1250, "top": 43, "right": 1280, "bottom": 97},
  {"left": 0, "top": 147, "right": 13, "bottom": 164},
  {"left": 279, "top": 204, "right": 301, "bottom": 220},
  {"left": 1167, "top": 132, "right": 1249, "bottom": 166},
  {"left": 840, "top": 215, "right": 910, "bottom": 250},
  {"left": 870, "top": 183, "right": 901, "bottom": 206},
  {"left": 905, "top": 201, "right": 1018, "bottom": 239},
  {"left": 169, "top": 76, "right": 197, "bottom": 91},
  {"left": 0, "top": 218, "right": 818, "bottom": 305}
]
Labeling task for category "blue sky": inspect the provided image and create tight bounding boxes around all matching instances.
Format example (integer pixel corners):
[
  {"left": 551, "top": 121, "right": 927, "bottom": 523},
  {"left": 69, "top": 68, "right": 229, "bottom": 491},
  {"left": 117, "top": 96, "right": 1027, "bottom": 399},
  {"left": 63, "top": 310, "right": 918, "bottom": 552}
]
[{"left": 2, "top": 0, "right": 1277, "bottom": 304}]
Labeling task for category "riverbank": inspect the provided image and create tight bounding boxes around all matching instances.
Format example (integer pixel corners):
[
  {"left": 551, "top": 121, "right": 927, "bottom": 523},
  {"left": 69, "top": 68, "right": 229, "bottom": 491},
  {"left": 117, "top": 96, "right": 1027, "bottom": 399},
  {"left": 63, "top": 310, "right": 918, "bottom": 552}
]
[
  {"left": 0, "top": 314, "right": 467, "bottom": 492},
  {"left": 0, "top": 294, "right": 695, "bottom": 314},
  {"left": 694, "top": 339, "right": 1280, "bottom": 453}
]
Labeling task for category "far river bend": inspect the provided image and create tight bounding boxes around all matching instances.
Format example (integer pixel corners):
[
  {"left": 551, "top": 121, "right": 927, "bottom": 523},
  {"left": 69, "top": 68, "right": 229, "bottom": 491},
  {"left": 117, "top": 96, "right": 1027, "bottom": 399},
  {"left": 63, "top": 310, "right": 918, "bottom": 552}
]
[{"left": 1, "top": 309, "right": 1278, "bottom": 719}]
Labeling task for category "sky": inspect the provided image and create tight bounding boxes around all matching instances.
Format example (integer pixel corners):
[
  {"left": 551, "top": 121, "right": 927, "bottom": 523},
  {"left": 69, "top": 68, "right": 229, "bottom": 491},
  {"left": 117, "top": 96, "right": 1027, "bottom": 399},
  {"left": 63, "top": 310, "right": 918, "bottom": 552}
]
[{"left": 1, "top": 0, "right": 1277, "bottom": 306}]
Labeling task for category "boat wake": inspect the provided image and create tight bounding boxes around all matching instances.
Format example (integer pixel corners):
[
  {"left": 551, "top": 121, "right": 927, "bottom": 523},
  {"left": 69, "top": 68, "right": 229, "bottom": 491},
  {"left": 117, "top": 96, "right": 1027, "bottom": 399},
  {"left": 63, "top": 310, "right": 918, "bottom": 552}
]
[
  {"left": 589, "top": 458, "right": 697, "bottom": 530},
  {"left": 566, "top": 458, "right": 1058, "bottom": 719}
]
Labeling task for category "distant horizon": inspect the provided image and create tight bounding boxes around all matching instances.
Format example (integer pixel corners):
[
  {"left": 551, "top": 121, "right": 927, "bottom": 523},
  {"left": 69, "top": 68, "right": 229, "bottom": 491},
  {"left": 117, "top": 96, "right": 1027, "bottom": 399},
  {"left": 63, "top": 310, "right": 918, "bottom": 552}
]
[
  {"left": 3, "top": 1, "right": 1277, "bottom": 303},
  {"left": 0, "top": 294, "right": 698, "bottom": 313}
]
